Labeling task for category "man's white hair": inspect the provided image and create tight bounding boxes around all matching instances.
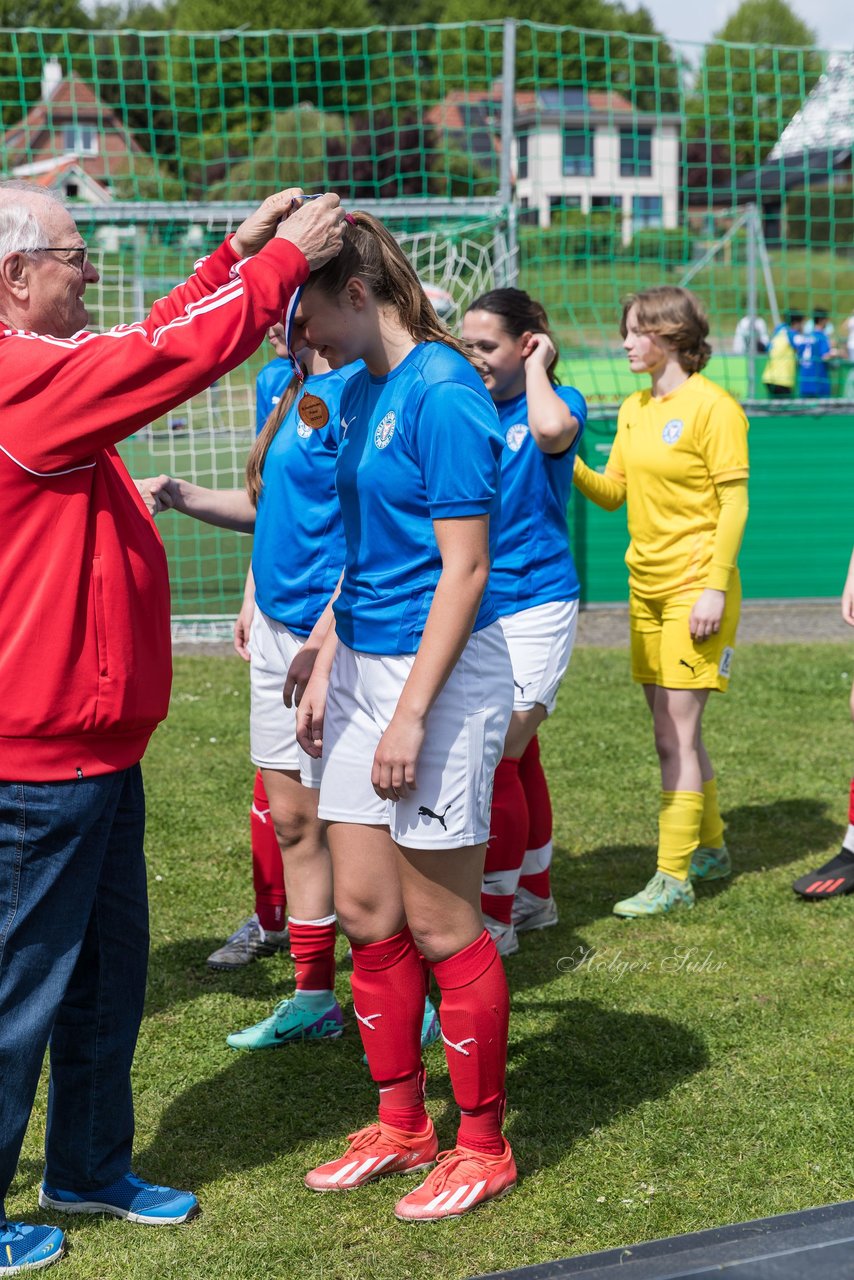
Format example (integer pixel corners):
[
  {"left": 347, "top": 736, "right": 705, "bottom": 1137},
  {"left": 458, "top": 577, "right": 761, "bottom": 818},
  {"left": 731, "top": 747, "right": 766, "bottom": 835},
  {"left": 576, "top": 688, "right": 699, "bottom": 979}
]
[{"left": 0, "top": 181, "right": 66, "bottom": 258}]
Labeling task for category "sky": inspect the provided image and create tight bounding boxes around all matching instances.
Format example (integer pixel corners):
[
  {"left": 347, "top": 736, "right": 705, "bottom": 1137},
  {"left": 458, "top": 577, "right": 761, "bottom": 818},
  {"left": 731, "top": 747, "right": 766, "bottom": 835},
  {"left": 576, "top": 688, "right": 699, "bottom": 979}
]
[{"left": 635, "top": 0, "right": 853, "bottom": 53}]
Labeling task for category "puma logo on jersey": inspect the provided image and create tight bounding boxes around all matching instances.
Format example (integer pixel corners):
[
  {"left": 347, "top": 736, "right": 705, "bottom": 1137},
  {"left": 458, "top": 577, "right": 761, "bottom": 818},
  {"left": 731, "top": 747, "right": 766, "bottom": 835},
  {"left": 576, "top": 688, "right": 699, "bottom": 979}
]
[
  {"left": 251, "top": 803, "right": 271, "bottom": 824},
  {"left": 418, "top": 803, "right": 452, "bottom": 831},
  {"left": 679, "top": 658, "right": 698, "bottom": 675},
  {"left": 513, "top": 679, "right": 529, "bottom": 695},
  {"left": 355, "top": 1010, "right": 382, "bottom": 1031},
  {"left": 441, "top": 1032, "right": 477, "bottom": 1057},
  {"left": 341, "top": 415, "right": 355, "bottom": 437}
]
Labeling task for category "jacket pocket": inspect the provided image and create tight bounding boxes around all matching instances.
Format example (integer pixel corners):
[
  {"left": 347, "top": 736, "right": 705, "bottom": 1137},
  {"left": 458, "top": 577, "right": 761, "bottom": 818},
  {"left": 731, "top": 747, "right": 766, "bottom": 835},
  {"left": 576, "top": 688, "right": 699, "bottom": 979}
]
[{"left": 92, "top": 555, "right": 109, "bottom": 680}]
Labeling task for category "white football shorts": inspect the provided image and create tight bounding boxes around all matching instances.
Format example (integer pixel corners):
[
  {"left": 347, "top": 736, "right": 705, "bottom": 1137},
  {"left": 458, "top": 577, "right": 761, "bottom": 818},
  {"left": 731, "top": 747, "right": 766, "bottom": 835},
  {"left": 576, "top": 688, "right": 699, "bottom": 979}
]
[
  {"left": 317, "top": 622, "right": 513, "bottom": 848},
  {"left": 248, "top": 605, "right": 323, "bottom": 788},
  {"left": 498, "top": 598, "right": 579, "bottom": 715}
]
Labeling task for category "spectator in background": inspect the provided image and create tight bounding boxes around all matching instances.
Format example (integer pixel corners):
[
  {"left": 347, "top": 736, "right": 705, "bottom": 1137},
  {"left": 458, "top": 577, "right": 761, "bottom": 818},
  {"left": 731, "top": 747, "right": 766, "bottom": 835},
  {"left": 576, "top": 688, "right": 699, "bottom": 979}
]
[
  {"left": 794, "top": 310, "right": 836, "bottom": 399},
  {"left": 762, "top": 310, "right": 803, "bottom": 398},
  {"left": 732, "top": 313, "right": 769, "bottom": 355},
  {"left": 803, "top": 310, "right": 835, "bottom": 340}
]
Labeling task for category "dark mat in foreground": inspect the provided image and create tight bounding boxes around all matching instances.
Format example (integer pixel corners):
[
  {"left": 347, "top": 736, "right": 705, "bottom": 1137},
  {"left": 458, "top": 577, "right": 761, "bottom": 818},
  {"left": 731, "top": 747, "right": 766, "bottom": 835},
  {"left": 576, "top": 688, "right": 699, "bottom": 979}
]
[{"left": 474, "top": 1199, "right": 854, "bottom": 1280}]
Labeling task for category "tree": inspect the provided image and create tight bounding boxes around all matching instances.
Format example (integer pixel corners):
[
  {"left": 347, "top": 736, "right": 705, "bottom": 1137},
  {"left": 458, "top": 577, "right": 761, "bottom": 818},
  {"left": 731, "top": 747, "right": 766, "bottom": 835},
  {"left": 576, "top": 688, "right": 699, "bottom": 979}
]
[
  {"left": 434, "top": 1, "right": 682, "bottom": 114},
  {"left": 325, "top": 108, "right": 492, "bottom": 198},
  {"left": 0, "top": 0, "right": 91, "bottom": 128},
  {"left": 686, "top": 0, "right": 822, "bottom": 193},
  {"left": 205, "top": 106, "right": 344, "bottom": 200}
]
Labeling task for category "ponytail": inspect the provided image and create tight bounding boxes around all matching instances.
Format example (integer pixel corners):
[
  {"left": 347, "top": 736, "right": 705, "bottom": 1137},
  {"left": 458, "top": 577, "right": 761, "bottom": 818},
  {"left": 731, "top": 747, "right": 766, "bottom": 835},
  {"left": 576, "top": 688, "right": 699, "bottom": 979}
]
[
  {"left": 245, "top": 368, "right": 303, "bottom": 506},
  {"left": 306, "top": 211, "right": 479, "bottom": 369}
]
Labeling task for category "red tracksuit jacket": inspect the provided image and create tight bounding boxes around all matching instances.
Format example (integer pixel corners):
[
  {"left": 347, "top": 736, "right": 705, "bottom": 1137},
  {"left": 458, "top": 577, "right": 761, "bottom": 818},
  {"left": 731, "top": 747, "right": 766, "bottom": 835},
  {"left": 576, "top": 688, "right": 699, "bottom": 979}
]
[{"left": 0, "top": 235, "right": 309, "bottom": 782}]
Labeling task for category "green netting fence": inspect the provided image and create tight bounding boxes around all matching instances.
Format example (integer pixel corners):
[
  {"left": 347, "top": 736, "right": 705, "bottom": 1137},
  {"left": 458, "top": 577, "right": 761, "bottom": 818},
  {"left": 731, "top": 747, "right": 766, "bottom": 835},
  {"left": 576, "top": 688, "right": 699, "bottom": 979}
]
[{"left": 1, "top": 21, "right": 851, "bottom": 623}]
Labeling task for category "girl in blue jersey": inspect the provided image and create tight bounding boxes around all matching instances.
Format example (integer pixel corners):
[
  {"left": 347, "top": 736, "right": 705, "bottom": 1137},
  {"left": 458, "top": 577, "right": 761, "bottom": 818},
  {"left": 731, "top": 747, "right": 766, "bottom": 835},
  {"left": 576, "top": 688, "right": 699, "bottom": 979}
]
[
  {"left": 141, "top": 350, "right": 361, "bottom": 1046},
  {"left": 462, "top": 290, "right": 586, "bottom": 955},
  {"left": 294, "top": 213, "right": 517, "bottom": 1220}
]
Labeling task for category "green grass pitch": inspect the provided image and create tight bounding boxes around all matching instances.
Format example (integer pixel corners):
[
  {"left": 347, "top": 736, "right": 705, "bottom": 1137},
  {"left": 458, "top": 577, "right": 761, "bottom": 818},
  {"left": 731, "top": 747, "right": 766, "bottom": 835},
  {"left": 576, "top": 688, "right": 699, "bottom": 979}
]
[{"left": 9, "top": 643, "right": 853, "bottom": 1278}]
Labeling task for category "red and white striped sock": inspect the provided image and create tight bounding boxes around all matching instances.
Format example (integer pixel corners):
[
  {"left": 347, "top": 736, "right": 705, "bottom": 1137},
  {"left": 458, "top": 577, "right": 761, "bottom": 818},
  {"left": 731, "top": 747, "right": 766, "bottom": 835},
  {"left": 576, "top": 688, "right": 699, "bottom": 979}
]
[
  {"left": 288, "top": 915, "right": 337, "bottom": 993},
  {"left": 481, "top": 757, "right": 528, "bottom": 925},
  {"left": 518, "top": 736, "right": 554, "bottom": 901}
]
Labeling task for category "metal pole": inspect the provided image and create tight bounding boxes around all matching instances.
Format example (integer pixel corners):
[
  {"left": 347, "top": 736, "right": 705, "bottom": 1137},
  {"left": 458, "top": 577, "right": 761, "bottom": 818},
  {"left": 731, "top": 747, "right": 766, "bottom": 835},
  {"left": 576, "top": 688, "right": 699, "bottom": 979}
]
[
  {"left": 499, "top": 18, "right": 519, "bottom": 286},
  {"left": 746, "top": 203, "right": 758, "bottom": 401},
  {"left": 754, "top": 213, "right": 781, "bottom": 329}
]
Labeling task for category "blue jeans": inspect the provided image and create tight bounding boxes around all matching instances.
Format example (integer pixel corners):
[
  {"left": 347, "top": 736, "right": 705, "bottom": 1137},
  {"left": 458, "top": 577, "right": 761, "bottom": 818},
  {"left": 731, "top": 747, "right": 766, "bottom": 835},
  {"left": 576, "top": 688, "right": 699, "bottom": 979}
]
[{"left": 0, "top": 766, "right": 149, "bottom": 1226}]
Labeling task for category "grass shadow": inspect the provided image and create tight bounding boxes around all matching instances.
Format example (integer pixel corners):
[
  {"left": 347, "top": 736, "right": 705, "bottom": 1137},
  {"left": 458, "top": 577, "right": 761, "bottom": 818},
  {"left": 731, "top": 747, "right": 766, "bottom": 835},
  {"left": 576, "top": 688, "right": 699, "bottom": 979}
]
[
  {"left": 505, "top": 998, "right": 708, "bottom": 1174},
  {"left": 134, "top": 997, "right": 705, "bottom": 1189}
]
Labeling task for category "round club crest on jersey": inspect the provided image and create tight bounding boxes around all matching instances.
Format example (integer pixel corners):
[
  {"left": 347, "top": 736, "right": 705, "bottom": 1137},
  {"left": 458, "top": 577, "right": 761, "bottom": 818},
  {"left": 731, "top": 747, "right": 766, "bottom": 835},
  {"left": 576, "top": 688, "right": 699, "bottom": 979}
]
[
  {"left": 296, "top": 421, "right": 313, "bottom": 439},
  {"left": 662, "top": 418, "right": 684, "bottom": 445},
  {"left": 505, "top": 423, "right": 529, "bottom": 452},
  {"left": 374, "top": 410, "right": 397, "bottom": 450}
]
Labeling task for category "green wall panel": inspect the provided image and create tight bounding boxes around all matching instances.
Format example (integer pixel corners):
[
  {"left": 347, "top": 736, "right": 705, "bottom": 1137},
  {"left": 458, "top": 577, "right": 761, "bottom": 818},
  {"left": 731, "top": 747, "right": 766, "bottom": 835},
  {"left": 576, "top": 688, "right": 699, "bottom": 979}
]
[{"left": 573, "top": 412, "right": 854, "bottom": 604}]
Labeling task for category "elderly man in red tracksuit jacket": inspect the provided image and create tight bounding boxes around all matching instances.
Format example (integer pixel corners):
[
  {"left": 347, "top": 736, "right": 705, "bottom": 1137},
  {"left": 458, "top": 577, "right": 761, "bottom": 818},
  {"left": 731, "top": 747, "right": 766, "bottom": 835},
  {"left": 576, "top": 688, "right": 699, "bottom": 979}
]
[{"left": 0, "top": 180, "right": 344, "bottom": 1274}]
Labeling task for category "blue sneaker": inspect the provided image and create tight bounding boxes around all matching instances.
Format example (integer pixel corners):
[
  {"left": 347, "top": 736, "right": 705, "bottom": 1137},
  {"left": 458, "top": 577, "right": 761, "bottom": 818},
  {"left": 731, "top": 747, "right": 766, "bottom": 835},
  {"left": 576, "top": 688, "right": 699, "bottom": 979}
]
[
  {"left": 227, "top": 995, "right": 344, "bottom": 1049},
  {"left": 420, "top": 997, "right": 441, "bottom": 1049},
  {"left": 690, "top": 843, "right": 732, "bottom": 881},
  {"left": 0, "top": 1223, "right": 65, "bottom": 1274},
  {"left": 362, "top": 997, "right": 440, "bottom": 1064},
  {"left": 613, "top": 871, "right": 695, "bottom": 919},
  {"left": 38, "top": 1173, "right": 199, "bottom": 1225}
]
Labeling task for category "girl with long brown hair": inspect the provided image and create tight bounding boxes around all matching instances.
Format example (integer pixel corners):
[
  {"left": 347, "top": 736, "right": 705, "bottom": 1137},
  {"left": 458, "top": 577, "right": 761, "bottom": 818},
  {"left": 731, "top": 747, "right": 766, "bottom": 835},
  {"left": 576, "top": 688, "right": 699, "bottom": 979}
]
[{"left": 294, "top": 213, "right": 517, "bottom": 1220}]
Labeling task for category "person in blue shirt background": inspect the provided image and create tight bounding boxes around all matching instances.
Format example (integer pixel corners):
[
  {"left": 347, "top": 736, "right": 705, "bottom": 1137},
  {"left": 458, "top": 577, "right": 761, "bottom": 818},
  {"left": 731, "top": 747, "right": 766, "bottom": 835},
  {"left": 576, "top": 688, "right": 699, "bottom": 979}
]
[
  {"left": 294, "top": 212, "right": 518, "bottom": 1221},
  {"left": 795, "top": 310, "right": 835, "bottom": 398},
  {"left": 255, "top": 320, "right": 291, "bottom": 428},
  {"left": 462, "top": 290, "right": 586, "bottom": 956},
  {"left": 207, "top": 323, "right": 295, "bottom": 976},
  {"left": 140, "top": 346, "right": 410, "bottom": 1053}
]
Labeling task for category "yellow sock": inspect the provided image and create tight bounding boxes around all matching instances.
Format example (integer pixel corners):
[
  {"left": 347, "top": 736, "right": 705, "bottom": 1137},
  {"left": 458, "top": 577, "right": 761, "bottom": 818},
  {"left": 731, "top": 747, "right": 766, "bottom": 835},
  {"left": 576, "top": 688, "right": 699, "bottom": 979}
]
[
  {"left": 657, "top": 791, "right": 704, "bottom": 880},
  {"left": 698, "top": 778, "right": 725, "bottom": 849}
]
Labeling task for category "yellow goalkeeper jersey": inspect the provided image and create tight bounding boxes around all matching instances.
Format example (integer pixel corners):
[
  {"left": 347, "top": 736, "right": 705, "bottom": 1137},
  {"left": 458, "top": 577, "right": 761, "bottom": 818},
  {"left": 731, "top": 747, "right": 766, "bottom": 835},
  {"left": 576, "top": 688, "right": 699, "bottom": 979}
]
[{"left": 605, "top": 373, "right": 749, "bottom": 598}]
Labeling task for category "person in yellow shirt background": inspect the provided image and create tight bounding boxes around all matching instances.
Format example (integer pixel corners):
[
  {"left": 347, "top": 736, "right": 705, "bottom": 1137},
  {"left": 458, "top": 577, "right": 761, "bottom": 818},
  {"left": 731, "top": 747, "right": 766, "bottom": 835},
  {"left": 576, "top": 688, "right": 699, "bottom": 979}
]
[
  {"left": 574, "top": 286, "right": 749, "bottom": 918},
  {"left": 762, "top": 310, "right": 804, "bottom": 398}
]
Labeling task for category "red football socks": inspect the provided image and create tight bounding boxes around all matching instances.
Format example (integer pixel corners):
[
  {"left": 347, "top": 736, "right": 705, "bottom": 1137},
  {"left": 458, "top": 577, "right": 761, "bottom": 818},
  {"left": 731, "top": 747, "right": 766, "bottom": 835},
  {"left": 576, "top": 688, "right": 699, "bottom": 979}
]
[
  {"left": 432, "top": 930, "right": 509, "bottom": 1155},
  {"left": 518, "top": 735, "right": 554, "bottom": 900},
  {"left": 350, "top": 927, "right": 428, "bottom": 1131},
  {"left": 481, "top": 757, "right": 529, "bottom": 924},
  {"left": 251, "top": 770, "right": 286, "bottom": 931},
  {"left": 288, "top": 916, "right": 337, "bottom": 992}
]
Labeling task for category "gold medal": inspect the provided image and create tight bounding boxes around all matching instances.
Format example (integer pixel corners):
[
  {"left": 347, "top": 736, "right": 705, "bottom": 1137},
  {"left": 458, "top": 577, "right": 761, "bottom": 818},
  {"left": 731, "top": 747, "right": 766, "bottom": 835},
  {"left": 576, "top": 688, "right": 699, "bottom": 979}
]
[{"left": 297, "top": 393, "right": 330, "bottom": 430}]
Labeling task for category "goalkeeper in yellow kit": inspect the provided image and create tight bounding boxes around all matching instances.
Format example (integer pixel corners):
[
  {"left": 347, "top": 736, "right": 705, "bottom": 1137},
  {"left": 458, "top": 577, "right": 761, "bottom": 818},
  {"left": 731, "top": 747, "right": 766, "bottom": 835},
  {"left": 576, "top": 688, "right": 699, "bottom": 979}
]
[{"left": 574, "top": 286, "right": 749, "bottom": 917}]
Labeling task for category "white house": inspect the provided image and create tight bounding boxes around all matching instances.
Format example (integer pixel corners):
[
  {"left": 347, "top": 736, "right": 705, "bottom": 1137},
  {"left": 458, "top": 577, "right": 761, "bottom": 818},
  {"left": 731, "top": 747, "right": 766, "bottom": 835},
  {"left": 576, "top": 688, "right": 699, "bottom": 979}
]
[
  {"left": 514, "top": 88, "right": 680, "bottom": 240},
  {"left": 429, "top": 85, "right": 681, "bottom": 242}
]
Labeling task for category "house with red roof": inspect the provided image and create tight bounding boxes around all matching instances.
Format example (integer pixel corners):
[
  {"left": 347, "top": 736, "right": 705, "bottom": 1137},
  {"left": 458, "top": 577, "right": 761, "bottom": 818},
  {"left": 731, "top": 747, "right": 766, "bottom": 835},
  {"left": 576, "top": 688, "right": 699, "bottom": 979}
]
[{"left": 1, "top": 60, "right": 145, "bottom": 200}]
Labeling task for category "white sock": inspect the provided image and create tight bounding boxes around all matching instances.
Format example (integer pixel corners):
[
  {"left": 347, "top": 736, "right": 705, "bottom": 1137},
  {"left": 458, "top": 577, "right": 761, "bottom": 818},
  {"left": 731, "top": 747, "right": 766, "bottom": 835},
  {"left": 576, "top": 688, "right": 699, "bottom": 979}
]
[
  {"left": 292, "top": 988, "right": 336, "bottom": 1013},
  {"left": 843, "top": 824, "right": 854, "bottom": 853}
]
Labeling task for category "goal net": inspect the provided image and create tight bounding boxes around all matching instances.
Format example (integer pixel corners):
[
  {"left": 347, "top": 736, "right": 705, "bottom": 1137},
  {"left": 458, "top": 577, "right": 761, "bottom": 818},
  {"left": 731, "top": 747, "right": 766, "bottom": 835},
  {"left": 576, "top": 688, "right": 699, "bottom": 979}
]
[{"left": 77, "top": 204, "right": 513, "bottom": 636}]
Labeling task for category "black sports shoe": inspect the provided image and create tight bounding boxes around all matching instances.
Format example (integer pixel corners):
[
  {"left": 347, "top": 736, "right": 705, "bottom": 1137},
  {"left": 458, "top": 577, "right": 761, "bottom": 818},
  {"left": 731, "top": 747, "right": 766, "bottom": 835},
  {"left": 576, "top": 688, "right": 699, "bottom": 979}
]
[{"left": 792, "top": 847, "right": 854, "bottom": 899}]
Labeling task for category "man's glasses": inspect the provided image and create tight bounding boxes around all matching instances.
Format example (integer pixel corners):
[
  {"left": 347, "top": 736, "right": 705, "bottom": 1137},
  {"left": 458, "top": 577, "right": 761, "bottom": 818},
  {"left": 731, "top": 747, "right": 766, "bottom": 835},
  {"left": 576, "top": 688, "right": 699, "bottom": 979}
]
[{"left": 31, "top": 246, "right": 89, "bottom": 269}]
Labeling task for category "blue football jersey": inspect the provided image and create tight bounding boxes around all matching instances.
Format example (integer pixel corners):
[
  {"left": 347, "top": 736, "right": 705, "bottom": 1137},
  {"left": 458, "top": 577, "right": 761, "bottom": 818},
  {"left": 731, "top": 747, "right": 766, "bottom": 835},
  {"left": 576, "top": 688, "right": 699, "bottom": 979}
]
[
  {"left": 255, "top": 355, "right": 291, "bottom": 431},
  {"left": 489, "top": 385, "right": 587, "bottom": 616},
  {"left": 795, "top": 330, "right": 831, "bottom": 396},
  {"left": 252, "top": 362, "right": 362, "bottom": 636},
  {"left": 332, "top": 343, "right": 504, "bottom": 655}
]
